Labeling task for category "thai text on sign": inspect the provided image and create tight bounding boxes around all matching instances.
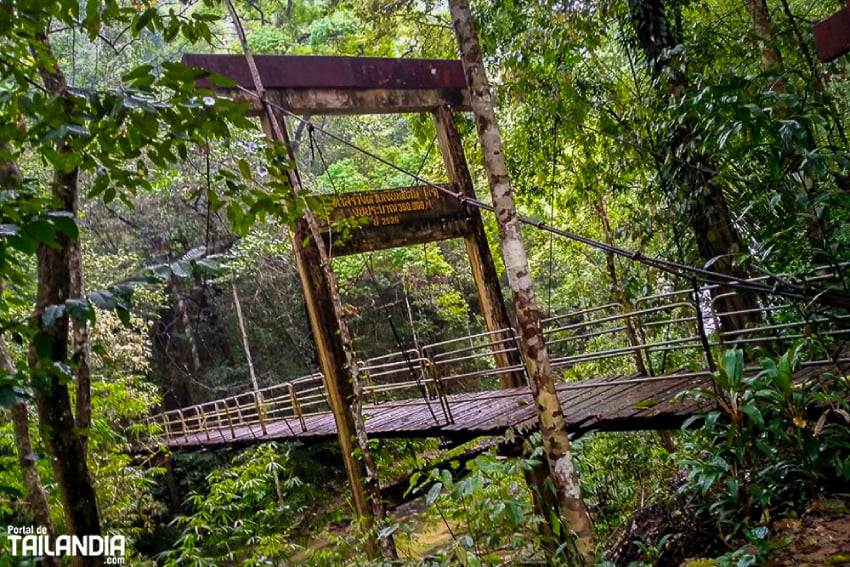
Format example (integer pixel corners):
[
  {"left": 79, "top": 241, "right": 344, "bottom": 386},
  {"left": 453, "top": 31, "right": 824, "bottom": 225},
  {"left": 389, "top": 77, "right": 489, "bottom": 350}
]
[{"left": 330, "top": 186, "right": 441, "bottom": 226}]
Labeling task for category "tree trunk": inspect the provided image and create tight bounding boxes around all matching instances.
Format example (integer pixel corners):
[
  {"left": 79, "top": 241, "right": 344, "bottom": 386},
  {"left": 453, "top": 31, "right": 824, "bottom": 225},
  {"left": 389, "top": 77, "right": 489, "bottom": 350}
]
[
  {"left": 0, "top": 156, "right": 61, "bottom": 567},
  {"left": 628, "top": 0, "right": 760, "bottom": 338},
  {"left": 231, "top": 274, "right": 270, "bottom": 434},
  {"left": 1, "top": 338, "right": 61, "bottom": 567},
  {"left": 595, "top": 199, "right": 648, "bottom": 375},
  {"left": 29, "top": 31, "right": 103, "bottom": 566},
  {"left": 448, "top": 0, "right": 595, "bottom": 561},
  {"left": 742, "top": 0, "right": 782, "bottom": 71},
  {"left": 70, "top": 238, "right": 92, "bottom": 455},
  {"left": 231, "top": 274, "right": 261, "bottom": 393},
  {"left": 171, "top": 277, "right": 202, "bottom": 375}
]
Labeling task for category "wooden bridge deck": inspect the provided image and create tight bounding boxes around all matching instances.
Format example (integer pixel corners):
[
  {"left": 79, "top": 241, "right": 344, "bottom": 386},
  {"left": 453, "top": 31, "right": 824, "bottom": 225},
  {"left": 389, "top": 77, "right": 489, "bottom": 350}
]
[
  {"left": 158, "top": 370, "right": 718, "bottom": 450},
  {"left": 148, "top": 272, "right": 850, "bottom": 452},
  {"left": 152, "top": 359, "right": 839, "bottom": 451}
]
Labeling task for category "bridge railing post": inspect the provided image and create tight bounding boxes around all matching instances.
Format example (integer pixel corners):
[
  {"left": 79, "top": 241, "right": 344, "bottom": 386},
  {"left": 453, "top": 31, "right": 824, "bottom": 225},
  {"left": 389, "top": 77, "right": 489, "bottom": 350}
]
[
  {"left": 254, "top": 391, "right": 268, "bottom": 436},
  {"left": 173, "top": 409, "right": 187, "bottom": 442},
  {"left": 233, "top": 395, "right": 246, "bottom": 426},
  {"left": 162, "top": 412, "right": 172, "bottom": 442},
  {"left": 198, "top": 404, "right": 211, "bottom": 442},
  {"left": 423, "top": 356, "right": 453, "bottom": 425},
  {"left": 218, "top": 400, "right": 236, "bottom": 439},
  {"left": 288, "top": 382, "right": 307, "bottom": 432}
]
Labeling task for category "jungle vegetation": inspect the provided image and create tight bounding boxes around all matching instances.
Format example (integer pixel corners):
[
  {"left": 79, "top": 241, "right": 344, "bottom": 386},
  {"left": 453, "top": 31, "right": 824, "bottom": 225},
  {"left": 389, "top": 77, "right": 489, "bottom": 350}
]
[{"left": 1, "top": 0, "right": 850, "bottom": 565}]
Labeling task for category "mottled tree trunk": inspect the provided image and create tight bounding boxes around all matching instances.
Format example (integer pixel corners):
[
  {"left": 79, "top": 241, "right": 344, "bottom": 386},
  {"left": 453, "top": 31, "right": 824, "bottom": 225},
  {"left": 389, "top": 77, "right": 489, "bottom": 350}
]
[
  {"left": 70, "top": 238, "right": 92, "bottom": 455},
  {"left": 0, "top": 156, "right": 59, "bottom": 563},
  {"left": 30, "top": 31, "right": 103, "bottom": 567},
  {"left": 448, "top": 0, "right": 595, "bottom": 561},
  {"left": 1, "top": 331, "right": 61, "bottom": 567},
  {"left": 231, "top": 275, "right": 261, "bottom": 394},
  {"left": 742, "top": 0, "right": 782, "bottom": 71}
]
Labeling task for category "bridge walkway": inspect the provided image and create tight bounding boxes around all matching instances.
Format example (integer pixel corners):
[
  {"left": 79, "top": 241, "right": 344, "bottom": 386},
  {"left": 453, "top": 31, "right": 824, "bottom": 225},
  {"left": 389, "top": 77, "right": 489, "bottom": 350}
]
[{"left": 141, "top": 273, "right": 850, "bottom": 451}]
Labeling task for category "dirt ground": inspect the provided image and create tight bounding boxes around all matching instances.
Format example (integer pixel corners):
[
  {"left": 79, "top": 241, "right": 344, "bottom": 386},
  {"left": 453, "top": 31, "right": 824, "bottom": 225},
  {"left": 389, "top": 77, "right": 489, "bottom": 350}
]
[{"left": 762, "top": 498, "right": 850, "bottom": 566}]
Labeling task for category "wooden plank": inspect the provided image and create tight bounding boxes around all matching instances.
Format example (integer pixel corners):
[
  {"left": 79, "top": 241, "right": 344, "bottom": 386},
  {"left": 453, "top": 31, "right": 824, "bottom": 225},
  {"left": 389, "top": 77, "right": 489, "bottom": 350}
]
[
  {"left": 385, "top": 400, "right": 446, "bottom": 432},
  {"left": 574, "top": 377, "right": 697, "bottom": 433},
  {"left": 183, "top": 53, "right": 472, "bottom": 115},
  {"left": 153, "top": 360, "right": 841, "bottom": 451},
  {"left": 362, "top": 404, "right": 421, "bottom": 432},
  {"left": 558, "top": 382, "right": 629, "bottom": 418},
  {"left": 630, "top": 376, "right": 711, "bottom": 418},
  {"left": 224, "top": 87, "right": 471, "bottom": 116},
  {"left": 314, "top": 184, "right": 472, "bottom": 255}
]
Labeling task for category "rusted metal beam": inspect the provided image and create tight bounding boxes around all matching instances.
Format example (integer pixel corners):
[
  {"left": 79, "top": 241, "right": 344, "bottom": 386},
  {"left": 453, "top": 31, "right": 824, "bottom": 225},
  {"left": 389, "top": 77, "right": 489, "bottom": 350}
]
[
  {"left": 814, "top": 7, "right": 850, "bottom": 63},
  {"left": 184, "top": 54, "right": 467, "bottom": 90},
  {"left": 183, "top": 54, "right": 471, "bottom": 114}
]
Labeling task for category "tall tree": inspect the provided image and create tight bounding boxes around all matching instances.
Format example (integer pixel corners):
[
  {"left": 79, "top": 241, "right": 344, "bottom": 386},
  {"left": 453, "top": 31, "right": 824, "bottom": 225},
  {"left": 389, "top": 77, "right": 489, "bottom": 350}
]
[
  {"left": 27, "top": 30, "right": 103, "bottom": 561},
  {"left": 448, "top": 0, "right": 595, "bottom": 561},
  {"left": 1, "top": 2, "right": 262, "bottom": 563},
  {"left": 626, "top": 0, "right": 760, "bottom": 335},
  {"left": 742, "top": 0, "right": 782, "bottom": 71}
]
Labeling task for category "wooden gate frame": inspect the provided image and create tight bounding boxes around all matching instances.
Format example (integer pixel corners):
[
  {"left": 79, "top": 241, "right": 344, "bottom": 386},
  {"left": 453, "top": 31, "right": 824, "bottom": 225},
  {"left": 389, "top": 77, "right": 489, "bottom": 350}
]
[{"left": 184, "top": 53, "right": 523, "bottom": 447}]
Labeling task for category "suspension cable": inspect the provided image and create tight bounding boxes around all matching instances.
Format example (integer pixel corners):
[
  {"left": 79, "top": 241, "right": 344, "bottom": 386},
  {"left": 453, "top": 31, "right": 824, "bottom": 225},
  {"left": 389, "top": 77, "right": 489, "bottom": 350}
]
[{"left": 231, "top": 84, "right": 850, "bottom": 309}]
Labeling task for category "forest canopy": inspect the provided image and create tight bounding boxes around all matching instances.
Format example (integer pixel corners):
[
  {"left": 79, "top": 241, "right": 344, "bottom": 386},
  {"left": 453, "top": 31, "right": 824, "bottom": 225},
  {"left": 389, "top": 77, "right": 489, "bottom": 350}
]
[{"left": 1, "top": 0, "right": 850, "bottom": 565}]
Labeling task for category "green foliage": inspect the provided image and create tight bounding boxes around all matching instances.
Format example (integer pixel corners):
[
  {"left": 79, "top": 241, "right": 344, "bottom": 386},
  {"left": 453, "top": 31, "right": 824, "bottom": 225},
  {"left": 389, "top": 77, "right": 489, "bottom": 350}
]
[
  {"left": 248, "top": 26, "right": 295, "bottom": 54},
  {"left": 160, "top": 442, "right": 310, "bottom": 567},
  {"left": 573, "top": 431, "right": 675, "bottom": 536},
  {"left": 0, "top": 374, "right": 165, "bottom": 561},
  {"left": 679, "top": 344, "right": 850, "bottom": 538},
  {"left": 409, "top": 451, "right": 548, "bottom": 565}
]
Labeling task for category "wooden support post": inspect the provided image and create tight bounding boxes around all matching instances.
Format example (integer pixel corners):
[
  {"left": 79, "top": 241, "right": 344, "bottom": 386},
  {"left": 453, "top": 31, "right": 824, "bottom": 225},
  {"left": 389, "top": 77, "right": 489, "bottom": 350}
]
[
  {"left": 252, "top": 102, "right": 378, "bottom": 555},
  {"left": 292, "top": 218, "right": 374, "bottom": 532},
  {"left": 432, "top": 105, "right": 524, "bottom": 388}
]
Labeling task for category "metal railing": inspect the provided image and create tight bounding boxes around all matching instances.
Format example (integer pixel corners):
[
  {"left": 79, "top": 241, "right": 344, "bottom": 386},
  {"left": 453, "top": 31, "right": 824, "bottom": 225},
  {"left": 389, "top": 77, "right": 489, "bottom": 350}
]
[{"left": 143, "top": 268, "right": 850, "bottom": 445}]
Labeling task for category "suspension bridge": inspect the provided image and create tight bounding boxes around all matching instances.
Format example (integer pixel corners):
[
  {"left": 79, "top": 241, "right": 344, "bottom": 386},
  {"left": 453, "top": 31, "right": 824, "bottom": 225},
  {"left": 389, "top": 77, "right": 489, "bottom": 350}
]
[
  {"left": 141, "top": 272, "right": 849, "bottom": 450},
  {"left": 134, "top": 53, "right": 850, "bottom": 454}
]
